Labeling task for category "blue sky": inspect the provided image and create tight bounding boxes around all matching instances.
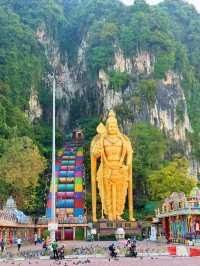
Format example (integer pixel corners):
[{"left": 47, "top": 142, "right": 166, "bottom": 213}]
[{"left": 120, "top": 0, "right": 200, "bottom": 12}]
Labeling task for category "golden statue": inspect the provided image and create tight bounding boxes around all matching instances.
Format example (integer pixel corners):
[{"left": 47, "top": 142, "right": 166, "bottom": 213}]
[{"left": 90, "top": 110, "right": 134, "bottom": 222}]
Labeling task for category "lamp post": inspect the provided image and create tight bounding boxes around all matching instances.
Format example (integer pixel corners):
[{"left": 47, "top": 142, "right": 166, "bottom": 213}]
[{"left": 49, "top": 74, "right": 57, "bottom": 241}]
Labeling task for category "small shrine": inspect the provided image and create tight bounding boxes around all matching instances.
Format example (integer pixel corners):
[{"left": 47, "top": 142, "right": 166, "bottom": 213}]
[
  {"left": 153, "top": 187, "right": 200, "bottom": 244},
  {"left": 2, "top": 196, "right": 31, "bottom": 224},
  {"left": 4, "top": 196, "right": 17, "bottom": 209},
  {"left": 72, "top": 128, "right": 84, "bottom": 144},
  {"left": 0, "top": 196, "right": 34, "bottom": 244}
]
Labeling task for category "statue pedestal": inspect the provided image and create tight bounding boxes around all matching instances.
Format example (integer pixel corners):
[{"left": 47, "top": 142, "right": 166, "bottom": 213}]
[{"left": 95, "top": 220, "right": 140, "bottom": 237}]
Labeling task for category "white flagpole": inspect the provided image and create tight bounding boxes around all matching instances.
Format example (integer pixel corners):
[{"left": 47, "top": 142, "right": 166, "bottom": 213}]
[{"left": 51, "top": 75, "right": 56, "bottom": 241}]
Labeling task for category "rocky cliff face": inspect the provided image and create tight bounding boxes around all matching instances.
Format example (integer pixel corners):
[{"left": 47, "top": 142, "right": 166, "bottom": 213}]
[
  {"left": 97, "top": 49, "right": 191, "bottom": 142},
  {"left": 113, "top": 48, "right": 155, "bottom": 75},
  {"left": 36, "top": 24, "right": 84, "bottom": 129},
  {"left": 28, "top": 88, "right": 42, "bottom": 122},
  {"left": 35, "top": 25, "right": 198, "bottom": 175},
  {"left": 150, "top": 72, "right": 191, "bottom": 143},
  {"left": 36, "top": 26, "right": 191, "bottom": 137},
  {"left": 37, "top": 27, "right": 191, "bottom": 139}
]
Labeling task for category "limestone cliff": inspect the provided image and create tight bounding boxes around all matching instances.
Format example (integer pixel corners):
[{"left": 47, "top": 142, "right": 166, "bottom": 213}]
[
  {"left": 33, "top": 4, "right": 200, "bottom": 176},
  {"left": 28, "top": 88, "right": 42, "bottom": 122},
  {"left": 39, "top": 28, "right": 194, "bottom": 159},
  {"left": 96, "top": 49, "right": 197, "bottom": 175},
  {"left": 36, "top": 24, "right": 83, "bottom": 129},
  {"left": 97, "top": 49, "right": 191, "bottom": 143},
  {"left": 37, "top": 26, "right": 192, "bottom": 143}
]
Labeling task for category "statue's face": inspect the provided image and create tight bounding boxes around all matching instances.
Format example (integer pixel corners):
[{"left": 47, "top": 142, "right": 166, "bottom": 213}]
[{"left": 107, "top": 121, "right": 118, "bottom": 135}]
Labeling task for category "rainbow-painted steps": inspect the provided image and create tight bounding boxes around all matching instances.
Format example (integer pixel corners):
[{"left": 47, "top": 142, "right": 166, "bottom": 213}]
[{"left": 47, "top": 143, "right": 85, "bottom": 223}]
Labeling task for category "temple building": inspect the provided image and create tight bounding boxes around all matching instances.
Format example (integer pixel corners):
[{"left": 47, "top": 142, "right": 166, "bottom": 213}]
[
  {"left": 0, "top": 196, "right": 34, "bottom": 244},
  {"left": 153, "top": 187, "right": 200, "bottom": 244}
]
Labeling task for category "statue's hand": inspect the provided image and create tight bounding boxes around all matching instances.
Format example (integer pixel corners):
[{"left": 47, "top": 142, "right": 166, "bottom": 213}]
[{"left": 129, "top": 217, "right": 136, "bottom": 222}]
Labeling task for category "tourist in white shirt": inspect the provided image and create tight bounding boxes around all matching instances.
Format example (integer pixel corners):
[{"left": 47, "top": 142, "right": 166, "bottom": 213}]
[{"left": 17, "top": 237, "right": 22, "bottom": 252}]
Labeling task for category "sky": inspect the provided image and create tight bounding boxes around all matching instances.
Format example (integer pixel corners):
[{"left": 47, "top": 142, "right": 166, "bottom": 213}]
[{"left": 120, "top": 0, "right": 200, "bottom": 12}]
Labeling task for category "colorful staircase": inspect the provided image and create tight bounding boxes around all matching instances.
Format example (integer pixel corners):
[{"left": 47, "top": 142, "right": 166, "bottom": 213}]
[{"left": 46, "top": 142, "right": 85, "bottom": 224}]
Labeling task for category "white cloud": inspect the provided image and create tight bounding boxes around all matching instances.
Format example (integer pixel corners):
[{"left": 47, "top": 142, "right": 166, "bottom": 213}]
[
  {"left": 120, "top": 0, "right": 134, "bottom": 5},
  {"left": 121, "top": 0, "right": 134, "bottom": 4},
  {"left": 187, "top": 0, "right": 200, "bottom": 11}
]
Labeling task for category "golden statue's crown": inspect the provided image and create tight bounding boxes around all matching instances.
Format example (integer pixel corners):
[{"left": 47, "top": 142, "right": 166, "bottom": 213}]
[
  {"left": 108, "top": 110, "right": 116, "bottom": 119},
  {"left": 106, "top": 110, "right": 118, "bottom": 126}
]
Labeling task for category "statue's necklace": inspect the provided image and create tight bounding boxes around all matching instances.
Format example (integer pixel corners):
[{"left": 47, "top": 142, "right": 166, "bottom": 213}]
[{"left": 106, "top": 137, "right": 119, "bottom": 145}]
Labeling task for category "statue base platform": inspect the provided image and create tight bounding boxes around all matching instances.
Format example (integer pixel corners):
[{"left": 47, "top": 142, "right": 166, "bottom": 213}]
[{"left": 94, "top": 220, "right": 140, "bottom": 236}]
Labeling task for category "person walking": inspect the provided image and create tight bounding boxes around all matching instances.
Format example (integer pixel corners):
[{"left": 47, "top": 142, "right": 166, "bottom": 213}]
[
  {"left": 43, "top": 239, "right": 48, "bottom": 252},
  {"left": 34, "top": 233, "right": 38, "bottom": 246},
  {"left": 17, "top": 237, "right": 22, "bottom": 252},
  {"left": 51, "top": 240, "right": 59, "bottom": 260},
  {"left": 0, "top": 238, "right": 5, "bottom": 253}
]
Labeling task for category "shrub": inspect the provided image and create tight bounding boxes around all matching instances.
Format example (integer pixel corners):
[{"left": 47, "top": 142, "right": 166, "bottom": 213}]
[
  {"left": 109, "top": 70, "right": 130, "bottom": 91},
  {"left": 137, "top": 79, "right": 157, "bottom": 106}
]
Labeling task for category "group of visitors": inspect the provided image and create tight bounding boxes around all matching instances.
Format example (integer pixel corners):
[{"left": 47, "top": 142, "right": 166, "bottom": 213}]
[
  {"left": 1, "top": 233, "right": 64, "bottom": 260},
  {"left": 1, "top": 233, "right": 139, "bottom": 261},
  {"left": 125, "top": 237, "right": 137, "bottom": 257},
  {"left": 0, "top": 237, "right": 22, "bottom": 254},
  {"left": 108, "top": 243, "right": 119, "bottom": 259},
  {"left": 51, "top": 241, "right": 65, "bottom": 260},
  {"left": 33, "top": 232, "right": 65, "bottom": 260},
  {"left": 108, "top": 237, "right": 137, "bottom": 259}
]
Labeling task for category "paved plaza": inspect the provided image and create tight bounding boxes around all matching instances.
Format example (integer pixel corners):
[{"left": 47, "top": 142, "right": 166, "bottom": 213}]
[
  {"left": 0, "top": 257, "right": 200, "bottom": 266},
  {"left": 1, "top": 240, "right": 170, "bottom": 256},
  {"left": 0, "top": 240, "right": 200, "bottom": 265}
]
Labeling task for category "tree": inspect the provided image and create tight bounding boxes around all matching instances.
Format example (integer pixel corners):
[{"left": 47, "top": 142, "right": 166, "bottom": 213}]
[
  {"left": 137, "top": 79, "right": 157, "bottom": 107},
  {"left": 148, "top": 154, "right": 197, "bottom": 201},
  {"left": 109, "top": 70, "right": 130, "bottom": 91},
  {"left": 129, "top": 123, "right": 167, "bottom": 208},
  {"left": 0, "top": 137, "right": 46, "bottom": 210}
]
